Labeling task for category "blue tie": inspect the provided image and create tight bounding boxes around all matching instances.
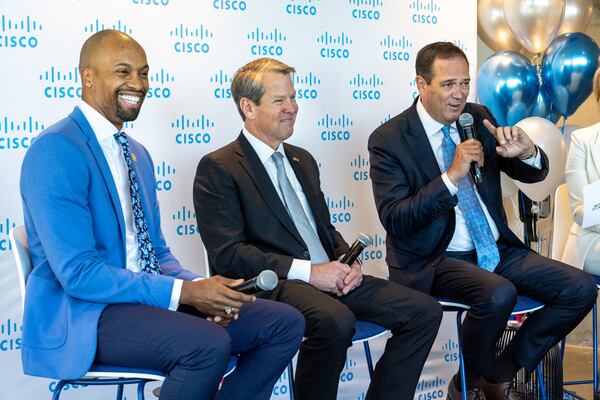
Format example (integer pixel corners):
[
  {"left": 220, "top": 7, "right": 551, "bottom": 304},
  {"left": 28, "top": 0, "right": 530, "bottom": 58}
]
[
  {"left": 114, "top": 132, "right": 161, "bottom": 275},
  {"left": 440, "top": 125, "right": 500, "bottom": 271}
]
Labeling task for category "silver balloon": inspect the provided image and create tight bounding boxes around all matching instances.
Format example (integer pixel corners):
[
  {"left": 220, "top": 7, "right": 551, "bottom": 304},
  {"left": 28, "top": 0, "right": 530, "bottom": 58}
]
[
  {"left": 478, "top": 0, "right": 522, "bottom": 51},
  {"left": 558, "top": 0, "right": 593, "bottom": 34},
  {"left": 504, "top": 0, "right": 566, "bottom": 54}
]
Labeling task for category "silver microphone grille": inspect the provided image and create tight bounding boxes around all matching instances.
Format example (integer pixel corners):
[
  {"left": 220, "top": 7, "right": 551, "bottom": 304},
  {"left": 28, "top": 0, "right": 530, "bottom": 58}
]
[
  {"left": 458, "top": 112, "right": 474, "bottom": 127},
  {"left": 257, "top": 270, "right": 278, "bottom": 291},
  {"left": 357, "top": 233, "right": 373, "bottom": 247}
]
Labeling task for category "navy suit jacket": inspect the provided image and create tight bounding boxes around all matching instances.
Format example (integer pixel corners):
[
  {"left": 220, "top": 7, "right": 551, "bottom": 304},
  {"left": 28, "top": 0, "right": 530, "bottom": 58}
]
[
  {"left": 368, "top": 100, "right": 549, "bottom": 292},
  {"left": 19, "top": 107, "right": 198, "bottom": 379},
  {"left": 193, "top": 133, "right": 349, "bottom": 281}
]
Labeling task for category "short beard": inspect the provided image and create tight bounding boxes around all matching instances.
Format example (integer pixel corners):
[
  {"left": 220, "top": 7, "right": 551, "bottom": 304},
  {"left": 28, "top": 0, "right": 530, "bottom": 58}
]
[{"left": 116, "top": 102, "right": 141, "bottom": 122}]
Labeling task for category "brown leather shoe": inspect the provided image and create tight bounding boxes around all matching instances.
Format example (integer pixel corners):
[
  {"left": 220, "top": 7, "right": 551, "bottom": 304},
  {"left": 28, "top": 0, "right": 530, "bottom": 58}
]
[
  {"left": 447, "top": 377, "right": 486, "bottom": 400},
  {"left": 481, "top": 380, "right": 524, "bottom": 400}
]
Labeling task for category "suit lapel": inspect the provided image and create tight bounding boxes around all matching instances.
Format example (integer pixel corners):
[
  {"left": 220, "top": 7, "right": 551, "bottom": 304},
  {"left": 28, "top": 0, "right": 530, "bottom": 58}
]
[
  {"left": 235, "top": 133, "right": 306, "bottom": 245},
  {"left": 70, "top": 107, "right": 126, "bottom": 247},
  {"left": 591, "top": 128, "right": 600, "bottom": 176},
  {"left": 404, "top": 102, "right": 443, "bottom": 183}
]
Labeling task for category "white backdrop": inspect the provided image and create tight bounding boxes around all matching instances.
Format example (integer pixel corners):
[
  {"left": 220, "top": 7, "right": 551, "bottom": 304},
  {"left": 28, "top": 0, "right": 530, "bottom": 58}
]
[{"left": 0, "top": 0, "right": 477, "bottom": 398}]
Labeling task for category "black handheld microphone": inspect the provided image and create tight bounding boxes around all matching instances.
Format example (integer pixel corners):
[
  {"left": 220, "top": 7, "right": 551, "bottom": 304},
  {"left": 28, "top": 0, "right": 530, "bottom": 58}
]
[
  {"left": 339, "top": 233, "right": 373, "bottom": 265},
  {"left": 458, "top": 112, "right": 483, "bottom": 184},
  {"left": 232, "top": 270, "right": 278, "bottom": 294}
]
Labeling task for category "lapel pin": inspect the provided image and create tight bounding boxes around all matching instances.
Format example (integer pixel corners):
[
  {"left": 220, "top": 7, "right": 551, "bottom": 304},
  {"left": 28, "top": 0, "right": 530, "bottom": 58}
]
[
  {"left": 132, "top": 152, "right": 137, "bottom": 162},
  {"left": 292, "top": 156, "right": 300, "bottom": 162}
]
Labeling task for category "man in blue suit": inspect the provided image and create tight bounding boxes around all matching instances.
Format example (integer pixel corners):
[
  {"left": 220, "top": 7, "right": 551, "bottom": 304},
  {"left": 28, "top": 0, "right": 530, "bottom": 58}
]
[{"left": 19, "top": 29, "right": 304, "bottom": 400}]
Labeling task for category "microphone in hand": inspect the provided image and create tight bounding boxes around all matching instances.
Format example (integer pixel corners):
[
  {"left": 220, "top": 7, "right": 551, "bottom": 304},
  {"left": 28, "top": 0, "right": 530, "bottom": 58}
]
[
  {"left": 458, "top": 112, "right": 483, "bottom": 184},
  {"left": 339, "top": 233, "right": 373, "bottom": 265},
  {"left": 231, "top": 270, "right": 278, "bottom": 294}
]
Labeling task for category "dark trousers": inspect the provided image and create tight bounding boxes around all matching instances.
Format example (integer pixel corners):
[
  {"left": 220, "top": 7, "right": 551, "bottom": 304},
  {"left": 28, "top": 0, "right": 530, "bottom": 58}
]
[
  {"left": 427, "top": 243, "right": 596, "bottom": 383},
  {"left": 94, "top": 298, "right": 304, "bottom": 400},
  {"left": 273, "top": 275, "right": 442, "bottom": 400}
]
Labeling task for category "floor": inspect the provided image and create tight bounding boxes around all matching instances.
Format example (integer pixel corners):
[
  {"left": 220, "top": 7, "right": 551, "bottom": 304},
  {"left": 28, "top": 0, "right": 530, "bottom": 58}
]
[{"left": 563, "top": 345, "right": 596, "bottom": 399}]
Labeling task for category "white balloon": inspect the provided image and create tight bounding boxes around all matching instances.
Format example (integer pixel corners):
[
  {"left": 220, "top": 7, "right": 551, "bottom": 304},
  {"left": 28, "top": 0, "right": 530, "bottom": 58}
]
[
  {"left": 504, "top": 0, "right": 565, "bottom": 54},
  {"left": 501, "top": 172, "right": 519, "bottom": 198},
  {"left": 558, "top": 0, "right": 593, "bottom": 35},
  {"left": 514, "top": 117, "right": 566, "bottom": 201}
]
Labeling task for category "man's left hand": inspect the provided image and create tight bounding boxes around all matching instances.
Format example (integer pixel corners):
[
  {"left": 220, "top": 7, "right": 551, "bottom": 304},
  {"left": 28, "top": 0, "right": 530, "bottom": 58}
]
[
  {"left": 341, "top": 260, "right": 363, "bottom": 295},
  {"left": 483, "top": 119, "right": 537, "bottom": 160}
]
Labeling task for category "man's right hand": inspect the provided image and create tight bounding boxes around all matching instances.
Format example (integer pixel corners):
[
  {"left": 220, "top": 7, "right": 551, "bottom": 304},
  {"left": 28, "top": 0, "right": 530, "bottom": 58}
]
[
  {"left": 180, "top": 276, "right": 255, "bottom": 325},
  {"left": 309, "top": 261, "right": 352, "bottom": 296},
  {"left": 446, "top": 138, "right": 484, "bottom": 186}
]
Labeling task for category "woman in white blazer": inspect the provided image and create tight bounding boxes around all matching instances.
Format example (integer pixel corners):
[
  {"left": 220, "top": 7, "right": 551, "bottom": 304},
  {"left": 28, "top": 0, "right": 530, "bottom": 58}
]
[{"left": 563, "top": 68, "right": 600, "bottom": 274}]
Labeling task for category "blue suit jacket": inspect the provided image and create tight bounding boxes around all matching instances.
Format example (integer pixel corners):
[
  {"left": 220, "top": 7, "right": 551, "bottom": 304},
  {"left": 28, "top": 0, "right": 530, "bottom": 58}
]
[{"left": 19, "top": 107, "right": 199, "bottom": 379}]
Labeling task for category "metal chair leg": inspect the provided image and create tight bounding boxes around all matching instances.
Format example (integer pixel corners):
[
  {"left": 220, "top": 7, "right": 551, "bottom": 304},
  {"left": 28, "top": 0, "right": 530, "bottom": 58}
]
[
  {"left": 535, "top": 363, "right": 547, "bottom": 400},
  {"left": 52, "top": 381, "right": 67, "bottom": 400},
  {"left": 137, "top": 380, "right": 148, "bottom": 400},
  {"left": 116, "top": 383, "right": 124, "bottom": 400},
  {"left": 364, "top": 341, "right": 375, "bottom": 379},
  {"left": 456, "top": 310, "right": 467, "bottom": 400},
  {"left": 287, "top": 361, "right": 295, "bottom": 400}
]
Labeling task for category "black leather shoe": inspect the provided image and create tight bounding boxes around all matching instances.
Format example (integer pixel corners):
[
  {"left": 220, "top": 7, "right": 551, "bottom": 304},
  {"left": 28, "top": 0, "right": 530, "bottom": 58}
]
[
  {"left": 481, "top": 379, "right": 524, "bottom": 400},
  {"left": 447, "top": 377, "right": 485, "bottom": 400}
]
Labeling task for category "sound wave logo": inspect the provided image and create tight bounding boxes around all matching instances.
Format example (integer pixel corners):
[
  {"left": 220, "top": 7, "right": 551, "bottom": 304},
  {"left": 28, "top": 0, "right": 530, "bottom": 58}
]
[
  {"left": 155, "top": 161, "right": 176, "bottom": 192},
  {"left": 350, "top": 74, "right": 383, "bottom": 101},
  {"left": 372, "top": 233, "right": 386, "bottom": 247},
  {"left": 171, "top": 24, "right": 213, "bottom": 54},
  {"left": 84, "top": 19, "right": 133, "bottom": 34},
  {"left": 150, "top": 68, "right": 175, "bottom": 84},
  {"left": 446, "top": 38, "right": 467, "bottom": 52},
  {"left": 318, "top": 114, "right": 353, "bottom": 129},
  {"left": 380, "top": 35, "right": 413, "bottom": 62},
  {"left": 172, "top": 205, "right": 199, "bottom": 236},
  {"left": 380, "top": 114, "right": 391, "bottom": 125},
  {"left": 156, "top": 161, "right": 176, "bottom": 178},
  {"left": 0, "top": 116, "right": 44, "bottom": 151},
  {"left": 349, "top": 154, "right": 369, "bottom": 168},
  {"left": 326, "top": 196, "right": 355, "bottom": 211},
  {"left": 293, "top": 72, "right": 320, "bottom": 86},
  {"left": 1, "top": 14, "right": 43, "bottom": 49},
  {"left": 210, "top": 69, "right": 234, "bottom": 100},
  {"left": 39, "top": 66, "right": 81, "bottom": 99},
  {"left": 0, "top": 318, "right": 22, "bottom": 351},
  {"left": 441, "top": 338, "right": 459, "bottom": 352},
  {"left": 416, "top": 376, "right": 446, "bottom": 392},
  {"left": 318, "top": 114, "right": 353, "bottom": 142},
  {"left": 317, "top": 31, "right": 352, "bottom": 59},
  {"left": 0, "top": 218, "right": 16, "bottom": 252},
  {"left": 317, "top": 31, "right": 352, "bottom": 46},
  {"left": 171, "top": 114, "right": 214, "bottom": 145},
  {"left": 409, "top": 0, "right": 440, "bottom": 12},
  {"left": 294, "top": 72, "right": 320, "bottom": 101},
  {"left": 248, "top": 27, "right": 287, "bottom": 57},
  {"left": 350, "top": 154, "right": 370, "bottom": 181},
  {"left": 146, "top": 68, "right": 174, "bottom": 100},
  {"left": 349, "top": 0, "right": 383, "bottom": 7}
]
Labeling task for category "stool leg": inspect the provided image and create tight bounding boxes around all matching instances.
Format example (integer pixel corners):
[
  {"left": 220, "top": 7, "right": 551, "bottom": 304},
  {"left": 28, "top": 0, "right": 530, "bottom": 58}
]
[
  {"left": 456, "top": 310, "right": 467, "bottom": 400},
  {"left": 364, "top": 341, "right": 375, "bottom": 379},
  {"left": 52, "top": 380, "right": 67, "bottom": 400},
  {"left": 116, "top": 383, "right": 124, "bottom": 400},
  {"left": 287, "top": 361, "right": 295, "bottom": 400},
  {"left": 535, "top": 364, "right": 547, "bottom": 400},
  {"left": 137, "top": 380, "right": 147, "bottom": 400}
]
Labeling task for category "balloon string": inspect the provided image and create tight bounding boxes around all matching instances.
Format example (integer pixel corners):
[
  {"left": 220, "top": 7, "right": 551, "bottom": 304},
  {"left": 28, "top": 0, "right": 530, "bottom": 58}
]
[{"left": 561, "top": 118, "right": 567, "bottom": 134}]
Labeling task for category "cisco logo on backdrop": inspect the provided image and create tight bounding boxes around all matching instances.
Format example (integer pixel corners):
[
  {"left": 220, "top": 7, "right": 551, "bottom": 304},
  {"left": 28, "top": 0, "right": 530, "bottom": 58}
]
[
  {"left": 317, "top": 113, "right": 352, "bottom": 142},
  {"left": 349, "top": 0, "right": 383, "bottom": 21},
  {"left": 248, "top": 27, "right": 287, "bottom": 57},
  {"left": 39, "top": 66, "right": 81, "bottom": 99},
  {"left": 293, "top": 72, "right": 320, "bottom": 101},
  {"left": 148, "top": 68, "right": 174, "bottom": 99},
  {"left": 285, "top": 0, "right": 319, "bottom": 16},
  {"left": 339, "top": 356, "right": 357, "bottom": 383},
  {"left": 360, "top": 233, "right": 385, "bottom": 261},
  {"left": 172, "top": 205, "right": 199, "bottom": 236},
  {"left": 210, "top": 70, "right": 233, "bottom": 100},
  {"left": 84, "top": 19, "right": 133, "bottom": 34},
  {"left": 380, "top": 113, "right": 391, "bottom": 125},
  {"left": 410, "top": 79, "right": 419, "bottom": 99},
  {"left": 317, "top": 31, "right": 352, "bottom": 60},
  {"left": 0, "top": 116, "right": 44, "bottom": 150},
  {"left": 350, "top": 153, "right": 369, "bottom": 182},
  {"left": 409, "top": 0, "right": 441, "bottom": 25},
  {"left": 272, "top": 368, "right": 291, "bottom": 397},
  {"left": 448, "top": 38, "right": 468, "bottom": 52},
  {"left": 0, "top": 318, "right": 21, "bottom": 351},
  {"left": 155, "top": 161, "right": 176, "bottom": 191},
  {"left": 213, "top": 0, "right": 248, "bottom": 11},
  {"left": 326, "top": 196, "right": 354, "bottom": 225},
  {"left": 171, "top": 24, "right": 213, "bottom": 54},
  {"left": 132, "top": 0, "right": 170, "bottom": 6},
  {"left": 0, "top": 15, "right": 42, "bottom": 48},
  {"left": 380, "top": 35, "right": 413, "bottom": 62},
  {"left": 349, "top": 73, "right": 383, "bottom": 101},
  {"left": 441, "top": 338, "right": 460, "bottom": 363},
  {"left": 0, "top": 217, "right": 16, "bottom": 252},
  {"left": 171, "top": 114, "right": 214, "bottom": 145},
  {"left": 416, "top": 376, "right": 446, "bottom": 400}
]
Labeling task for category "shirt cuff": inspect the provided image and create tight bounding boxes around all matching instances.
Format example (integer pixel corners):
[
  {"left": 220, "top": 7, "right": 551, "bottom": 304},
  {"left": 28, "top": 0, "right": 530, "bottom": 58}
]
[
  {"left": 441, "top": 172, "right": 459, "bottom": 195},
  {"left": 169, "top": 279, "right": 183, "bottom": 311},
  {"left": 521, "top": 146, "right": 542, "bottom": 169},
  {"left": 287, "top": 259, "right": 311, "bottom": 283}
]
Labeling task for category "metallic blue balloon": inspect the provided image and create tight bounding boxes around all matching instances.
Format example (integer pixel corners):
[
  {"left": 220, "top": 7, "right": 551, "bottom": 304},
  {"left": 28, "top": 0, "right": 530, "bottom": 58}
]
[
  {"left": 531, "top": 84, "right": 561, "bottom": 123},
  {"left": 477, "top": 51, "right": 538, "bottom": 126},
  {"left": 542, "top": 32, "right": 600, "bottom": 117}
]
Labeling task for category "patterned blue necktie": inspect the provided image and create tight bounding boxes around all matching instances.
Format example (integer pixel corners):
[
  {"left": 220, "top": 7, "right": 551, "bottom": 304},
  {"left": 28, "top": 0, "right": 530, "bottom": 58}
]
[
  {"left": 440, "top": 125, "right": 500, "bottom": 271},
  {"left": 114, "top": 132, "right": 161, "bottom": 275}
]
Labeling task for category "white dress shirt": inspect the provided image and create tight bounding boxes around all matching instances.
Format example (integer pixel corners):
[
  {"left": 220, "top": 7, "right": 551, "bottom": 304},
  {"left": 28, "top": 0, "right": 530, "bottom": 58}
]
[
  {"left": 242, "top": 129, "right": 317, "bottom": 283},
  {"left": 416, "top": 99, "right": 541, "bottom": 251},
  {"left": 78, "top": 102, "right": 182, "bottom": 309}
]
